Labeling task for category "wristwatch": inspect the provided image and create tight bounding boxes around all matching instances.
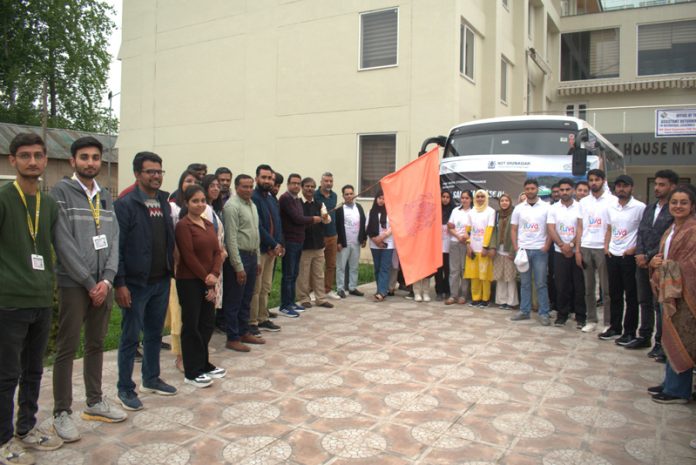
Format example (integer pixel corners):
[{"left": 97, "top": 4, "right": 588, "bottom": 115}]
[{"left": 102, "top": 279, "right": 113, "bottom": 290}]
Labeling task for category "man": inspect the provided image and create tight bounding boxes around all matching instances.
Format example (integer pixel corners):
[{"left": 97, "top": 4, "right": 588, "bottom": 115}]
[
  {"left": 222, "top": 174, "right": 266, "bottom": 352},
  {"left": 298, "top": 178, "right": 334, "bottom": 309},
  {"left": 279, "top": 174, "right": 322, "bottom": 317},
  {"left": 335, "top": 185, "right": 366, "bottom": 298},
  {"left": 215, "top": 167, "right": 233, "bottom": 205},
  {"left": 250, "top": 165, "right": 282, "bottom": 334},
  {"left": 510, "top": 179, "right": 552, "bottom": 325},
  {"left": 575, "top": 181, "right": 590, "bottom": 200},
  {"left": 575, "top": 169, "right": 616, "bottom": 333},
  {"left": 547, "top": 178, "right": 585, "bottom": 328},
  {"left": 550, "top": 183, "right": 561, "bottom": 204},
  {"left": 114, "top": 152, "right": 177, "bottom": 412},
  {"left": 630, "top": 170, "right": 677, "bottom": 354},
  {"left": 50, "top": 137, "right": 126, "bottom": 442},
  {"left": 601, "top": 175, "right": 646, "bottom": 345},
  {"left": 271, "top": 172, "right": 284, "bottom": 198},
  {"left": 0, "top": 133, "right": 63, "bottom": 463},
  {"left": 188, "top": 163, "right": 207, "bottom": 181},
  {"left": 315, "top": 172, "right": 341, "bottom": 300}
]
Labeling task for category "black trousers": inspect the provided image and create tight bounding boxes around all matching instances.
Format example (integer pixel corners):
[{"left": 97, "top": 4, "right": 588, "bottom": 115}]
[
  {"left": 548, "top": 251, "right": 557, "bottom": 310},
  {"left": 553, "top": 251, "right": 586, "bottom": 322},
  {"left": 434, "top": 253, "right": 450, "bottom": 295},
  {"left": 177, "top": 279, "right": 216, "bottom": 380},
  {"left": 606, "top": 254, "right": 639, "bottom": 335},
  {"left": 636, "top": 266, "right": 659, "bottom": 342}
]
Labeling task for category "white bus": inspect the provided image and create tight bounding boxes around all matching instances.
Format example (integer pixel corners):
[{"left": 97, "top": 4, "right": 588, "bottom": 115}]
[{"left": 421, "top": 116, "right": 625, "bottom": 202}]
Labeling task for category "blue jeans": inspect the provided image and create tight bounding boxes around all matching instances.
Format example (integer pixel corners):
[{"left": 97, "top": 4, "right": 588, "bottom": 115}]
[
  {"left": 222, "top": 252, "right": 257, "bottom": 341},
  {"left": 117, "top": 278, "right": 170, "bottom": 393},
  {"left": 663, "top": 360, "right": 693, "bottom": 399},
  {"left": 281, "top": 241, "right": 303, "bottom": 308},
  {"left": 371, "top": 248, "right": 394, "bottom": 296},
  {"left": 519, "top": 249, "right": 550, "bottom": 316},
  {"left": 0, "top": 307, "right": 51, "bottom": 444}
]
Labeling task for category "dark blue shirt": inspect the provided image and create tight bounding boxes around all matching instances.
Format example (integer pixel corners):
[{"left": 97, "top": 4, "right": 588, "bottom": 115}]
[{"left": 314, "top": 189, "right": 337, "bottom": 237}]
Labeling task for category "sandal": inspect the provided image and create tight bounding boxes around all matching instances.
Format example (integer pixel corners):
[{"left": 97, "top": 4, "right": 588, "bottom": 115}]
[
  {"left": 374, "top": 293, "right": 384, "bottom": 302},
  {"left": 444, "top": 297, "right": 456, "bottom": 305}
]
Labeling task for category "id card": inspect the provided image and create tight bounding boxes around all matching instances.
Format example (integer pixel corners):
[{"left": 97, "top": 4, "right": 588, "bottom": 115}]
[
  {"left": 31, "top": 254, "right": 45, "bottom": 271},
  {"left": 93, "top": 234, "right": 108, "bottom": 250}
]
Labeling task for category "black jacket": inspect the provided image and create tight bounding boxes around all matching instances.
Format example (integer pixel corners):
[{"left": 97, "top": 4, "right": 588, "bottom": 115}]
[
  {"left": 114, "top": 186, "right": 175, "bottom": 288},
  {"left": 635, "top": 201, "right": 673, "bottom": 261},
  {"left": 336, "top": 203, "right": 367, "bottom": 248},
  {"left": 301, "top": 198, "right": 325, "bottom": 250}
]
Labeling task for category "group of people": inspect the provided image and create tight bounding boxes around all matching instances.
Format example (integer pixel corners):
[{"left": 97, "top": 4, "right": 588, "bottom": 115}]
[{"left": 1, "top": 131, "right": 694, "bottom": 464}]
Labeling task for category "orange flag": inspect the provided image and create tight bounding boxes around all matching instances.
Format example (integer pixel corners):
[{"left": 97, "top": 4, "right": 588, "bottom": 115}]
[{"left": 381, "top": 147, "right": 442, "bottom": 285}]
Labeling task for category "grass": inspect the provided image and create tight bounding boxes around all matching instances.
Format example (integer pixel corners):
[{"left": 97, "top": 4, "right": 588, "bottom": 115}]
[{"left": 45, "top": 262, "right": 375, "bottom": 364}]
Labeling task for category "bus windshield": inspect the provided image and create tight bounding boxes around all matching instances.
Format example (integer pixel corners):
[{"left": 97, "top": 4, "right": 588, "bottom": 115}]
[{"left": 446, "top": 129, "right": 575, "bottom": 157}]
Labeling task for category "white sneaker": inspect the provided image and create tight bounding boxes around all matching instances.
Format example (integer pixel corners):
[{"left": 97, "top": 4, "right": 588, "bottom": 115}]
[
  {"left": 206, "top": 367, "right": 227, "bottom": 379},
  {"left": 0, "top": 438, "right": 35, "bottom": 465},
  {"left": 52, "top": 411, "right": 80, "bottom": 443},
  {"left": 184, "top": 374, "right": 213, "bottom": 388},
  {"left": 81, "top": 397, "right": 127, "bottom": 423},
  {"left": 414, "top": 294, "right": 423, "bottom": 302},
  {"left": 327, "top": 291, "right": 342, "bottom": 300},
  {"left": 581, "top": 322, "right": 597, "bottom": 333},
  {"left": 16, "top": 427, "right": 62, "bottom": 451},
  {"left": 423, "top": 293, "right": 431, "bottom": 302}
]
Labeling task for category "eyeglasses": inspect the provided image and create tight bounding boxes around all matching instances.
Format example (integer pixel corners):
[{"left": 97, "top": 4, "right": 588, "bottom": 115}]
[
  {"left": 142, "top": 169, "right": 165, "bottom": 176},
  {"left": 14, "top": 152, "right": 46, "bottom": 161}
]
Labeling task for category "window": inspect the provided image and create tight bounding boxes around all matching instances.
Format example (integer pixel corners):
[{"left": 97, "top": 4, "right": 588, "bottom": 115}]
[
  {"left": 460, "top": 23, "right": 475, "bottom": 80},
  {"left": 359, "top": 134, "right": 396, "bottom": 197},
  {"left": 638, "top": 20, "right": 696, "bottom": 75},
  {"left": 500, "top": 58, "right": 508, "bottom": 103},
  {"left": 561, "top": 28, "right": 620, "bottom": 80},
  {"left": 565, "top": 103, "right": 587, "bottom": 120},
  {"left": 360, "top": 8, "right": 398, "bottom": 69}
]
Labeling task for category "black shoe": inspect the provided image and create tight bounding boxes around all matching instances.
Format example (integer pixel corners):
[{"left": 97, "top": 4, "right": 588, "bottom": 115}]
[
  {"left": 248, "top": 325, "right": 261, "bottom": 336},
  {"left": 160, "top": 341, "right": 171, "bottom": 350},
  {"left": 615, "top": 334, "right": 636, "bottom": 346},
  {"left": 655, "top": 354, "right": 667, "bottom": 364},
  {"left": 500, "top": 304, "right": 509, "bottom": 310},
  {"left": 258, "top": 320, "right": 281, "bottom": 332},
  {"left": 648, "top": 344, "right": 663, "bottom": 358},
  {"left": 387, "top": 290, "right": 395, "bottom": 297},
  {"left": 624, "top": 337, "right": 652, "bottom": 350},
  {"left": 134, "top": 348, "right": 143, "bottom": 363},
  {"left": 337, "top": 290, "right": 346, "bottom": 298},
  {"left": 268, "top": 311, "right": 278, "bottom": 319},
  {"left": 349, "top": 289, "right": 364, "bottom": 297},
  {"left": 647, "top": 385, "right": 663, "bottom": 395},
  {"left": 554, "top": 317, "right": 568, "bottom": 327},
  {"left": 598, "top": 328, "right": 621, "bottom": 340},
  {"left": 575, "top": 320, "right": 586, "bottom": 330},
  {"left": 651, "top": 392, "right": 688, "bottom": 404}
]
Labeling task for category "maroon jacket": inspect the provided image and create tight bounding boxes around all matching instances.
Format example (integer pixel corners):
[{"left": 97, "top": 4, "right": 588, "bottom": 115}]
[{"left": 279, "top": 191, "right": 315, "bottom": 244}]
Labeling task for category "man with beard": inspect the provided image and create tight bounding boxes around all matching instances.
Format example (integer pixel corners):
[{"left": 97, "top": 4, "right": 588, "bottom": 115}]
[
  {"left": 250, "top": 165, "right": 282, "bottom": 334},
  {"left": 315, "top": 173, "right": 341, "bottom": 300},
  {"left": 0, "top": 133, "right": 63, "bottom": 463},
  {"left": 547, "top": 178, "right": 585, "bottom": 328},
  {"left": 629, "top": 170, "right": 677, "bottom": 355},
  {"left": 601, "top": 176, "right": 645, "bottom": 345},
  {"left": 215, "top": 167, "right": 233, "bottom": 205},
  {"left": 50, "top": 137, "right": 126, "bottom": 442},
  {"left": 575, "top": 169, "right": 616, "bottom": 333}
]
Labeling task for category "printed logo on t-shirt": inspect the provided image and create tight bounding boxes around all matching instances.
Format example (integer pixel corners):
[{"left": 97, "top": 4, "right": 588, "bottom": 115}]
[
  {"left": 558, "top": 223, "right": 575, "bottom": 241},
  {"left": 588, "top": 216, "right": 602, "bottom": 229},
  {"left": 471, "top": 226, "right": 485, "bottom": 238},
  {"left": 522, "top": 222, "right": 540, "bottom": 232},
  {"left": 611, "top": 225, "right": 628, "bottom": 240}
]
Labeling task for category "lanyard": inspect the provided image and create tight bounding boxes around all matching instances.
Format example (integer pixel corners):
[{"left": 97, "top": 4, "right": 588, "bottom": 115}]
[
  {"left": 13, "top": 181, "right": 40, "bottom": 251},
  {"left": 87, "top": 192, "right": 101, "bottom": 230}
]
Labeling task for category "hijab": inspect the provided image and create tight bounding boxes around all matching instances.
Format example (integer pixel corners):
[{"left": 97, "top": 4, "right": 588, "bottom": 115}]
[
  {"left": 497, "top": 193, "right": 514, "bottom": 252},
  {"left": 441, "top": 191, "right": 455, "bottom": 225},
  {"left": 473, "top": 189, "right": 489, "bottom": 213}
]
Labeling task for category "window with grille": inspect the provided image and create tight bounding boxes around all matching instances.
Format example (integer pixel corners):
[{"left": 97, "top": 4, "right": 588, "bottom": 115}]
[
  {"left": 360, "top": 8, "right": 398, "bottom": 70},
  {"left": 638, "top": 20, "right": 696, "bottom": 75},
  {"left": 561, "top": 28, "right": 620, "bottom": 80},
  {"left": 359, "top": 134, "right": 396, "bottom": 198}
]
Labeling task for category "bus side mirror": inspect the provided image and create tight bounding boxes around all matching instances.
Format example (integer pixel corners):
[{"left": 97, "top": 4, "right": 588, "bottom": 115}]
[
  {"left": 419, "top": 136, "right": 447, "bottom": 156},
  {"left": 572, "top": 148, "right": 587, "bottom": 176}
]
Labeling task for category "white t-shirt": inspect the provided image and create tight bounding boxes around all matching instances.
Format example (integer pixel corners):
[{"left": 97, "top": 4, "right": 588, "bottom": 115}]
[
  {"left": 607, "top": 197, "right": 646, "bottom": 256},
  {"left": 441, "top": 224, "right": 451, "bottom": 253},
  {"left": 342, "top": 204, "right": 361, "bottom": 245},
  {"left": 468, "top": 207, "right": 496, "bottom": 253},
  {"left": 547, "top": 200, "right": 580, "bottom": 253},
  {"left": 578, "top": 189, "right": 617, "bottom": 249},
  {"left": 368, "top": 214, "right": 393, "bottom": 250},
  {"left": 448, "top": 207, "right": 471, "bottom": 243},
  {"left": 511, "top": 199, "right": 550, "bottom": 250}
]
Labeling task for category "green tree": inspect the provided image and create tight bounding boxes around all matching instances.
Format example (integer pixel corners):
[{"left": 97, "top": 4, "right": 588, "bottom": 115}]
[{"left": 0, "top": 0, "right": 116, "bottom": 133}]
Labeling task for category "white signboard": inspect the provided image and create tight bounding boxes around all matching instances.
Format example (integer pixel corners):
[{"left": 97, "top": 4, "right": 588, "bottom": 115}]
[{"left": 655, "top": 108, "right": 696, "bottom": 138}]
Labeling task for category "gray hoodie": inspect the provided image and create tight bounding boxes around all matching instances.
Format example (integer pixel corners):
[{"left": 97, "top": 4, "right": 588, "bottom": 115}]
[{"left": 51, "top": 177, "right": 119, "bottom": 289}]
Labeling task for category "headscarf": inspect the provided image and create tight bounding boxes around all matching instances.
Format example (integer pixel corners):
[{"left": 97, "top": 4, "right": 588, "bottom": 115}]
[
  {"left": 497, "top": 193, "right": 514, "bottom": 252},
  {"left": 441, "top": 190, "right": 455, "bottom": 225},
  {"left": 367, "top": 189, "right": 387, "bottom": 237},
  {"left": 473, "top": 189, "right": 489, "bottom": 213}
]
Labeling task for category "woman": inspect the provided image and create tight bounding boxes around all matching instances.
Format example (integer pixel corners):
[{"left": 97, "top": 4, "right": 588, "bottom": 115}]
[
  {"left": 367, "top": 190, "right": 393, "bottom": 301},
  {"left": 166, "top": 170, "right": 199, "bottom": 372},
  {"left": 434, "top": 191, "right": 454, "bottom": 301},
  {"left": 175, "top": 185, "right": 226, "bottom": 388},
  {"left": 201, "top": 174, "right": 227, "bottom": 312},
  {"left": 445, "top": 190, "right": 472, "bottom": 305},
  {"left": 202, "top": 174, "right": 224, "bottom": 219},
  {"left": 648, "top": 186, "right": 696, "bottom": 407},
  {"left": 464, "top": 190, "right": 496, "bottom": 308},
  {"left": 493, "top": 193, "right": 519, "bottom": 309}
]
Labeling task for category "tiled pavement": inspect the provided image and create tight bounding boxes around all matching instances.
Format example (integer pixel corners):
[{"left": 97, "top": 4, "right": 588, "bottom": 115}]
[{"left": 34, "top": 284, "right": 696, "bottom": 465}]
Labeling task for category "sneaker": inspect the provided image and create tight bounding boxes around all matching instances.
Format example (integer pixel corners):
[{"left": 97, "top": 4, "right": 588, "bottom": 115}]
[
  {"left": 268, "top": 311, "right": 278, "bottom": 319},
  {"left": 0, "top": 438, "right": 35, "bottom": 465},
  {"left": 184, "top": 374, "right": 212, "bottom": 388},
  {"left": 540, "top": 315, "right": 551, "bottom": 326},
  {"left": 468, "top": 301, "right": 478, "bottom": 307},
  {"left": 655, "top": 354, "right": 667, "bottom": 364},
  {"left": 405, "top": 292, "right": 414, "bottom": 300},
  {"left": 510, "top": 312, "right": 530, "bottom": 321},
  {"left": 299, "top": 302, "right": 312, "bottom": 309},
  {"left": 117, "top": 390, "right": 143, "bottom": 411},
  {"left": 598, "top": 328, "right": 622, "bottom": 340},
  {"left": 478, "top": 301, "right": 488, "bottom": 308},
  {"left": 317, "top": 301, "right": 334, "bottom": 308},
  {"left": 259, "top": 320, "right": 281, "bottom": 332},
  {"left": 615, "top": 334, "right": 636, "bottom": 346},
  {"left": 349, "top": 289, "right": 364, "bottom": 297},
  {"left": 423, "top": 293, "right": 431, "bottom": 302},
  {"left": 291, "top": 303, "right": 306, "bottom": 312},
  {"left": 499, "top": 304, "right": 509, "bottom": 310},
  {"left": 554, "top": 317, "right": 568, "bottom": 327},
  {"left": 581, "top": 322, "right": 597, "bottom": 333},
  {"left": 81, "top": 397, "right": 127, "bottom": 423},
  {"left": 575, "top": 320, "right": 585, "bottom": 330},
  {"left": 206, "top": 367, "right": 227, "bottom": 379},
  {"left": 140, "top": 378, "right": 177, "bottom": 396},
  {"left": 16, "top": 428, "right": 62, "bottom": 451},
  {"left": 414, "top": 294, "right": 422, "bottom": 302},
  {"left": 337, "top": 290, "right": 346, "bottom": 298},
  {"left": 52, "top": 411, "right": 80, "bottom": 443},
  {"left": 248, "top": 325, "right": 262, "bottom": 336},
  {"left": 327, "top": 290, "right": 342, "bottom": 300},
  {"left": 624, "top": 337, "right": 652, "bottom": 350},
  {"left": 690, "top": 438, "right": 696, "bottom": 449},
  {"left": 648, "top": 344, "right": 663, "bottom": 358},
  {"left": 279, "top": 307, "right": 300, "bottom": 318},
  {"left": 647, "top": 385, "right": 663, "bottom": 395},
  {"left": 651, "top": 392, "right": 688, "bottom": 404}
]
